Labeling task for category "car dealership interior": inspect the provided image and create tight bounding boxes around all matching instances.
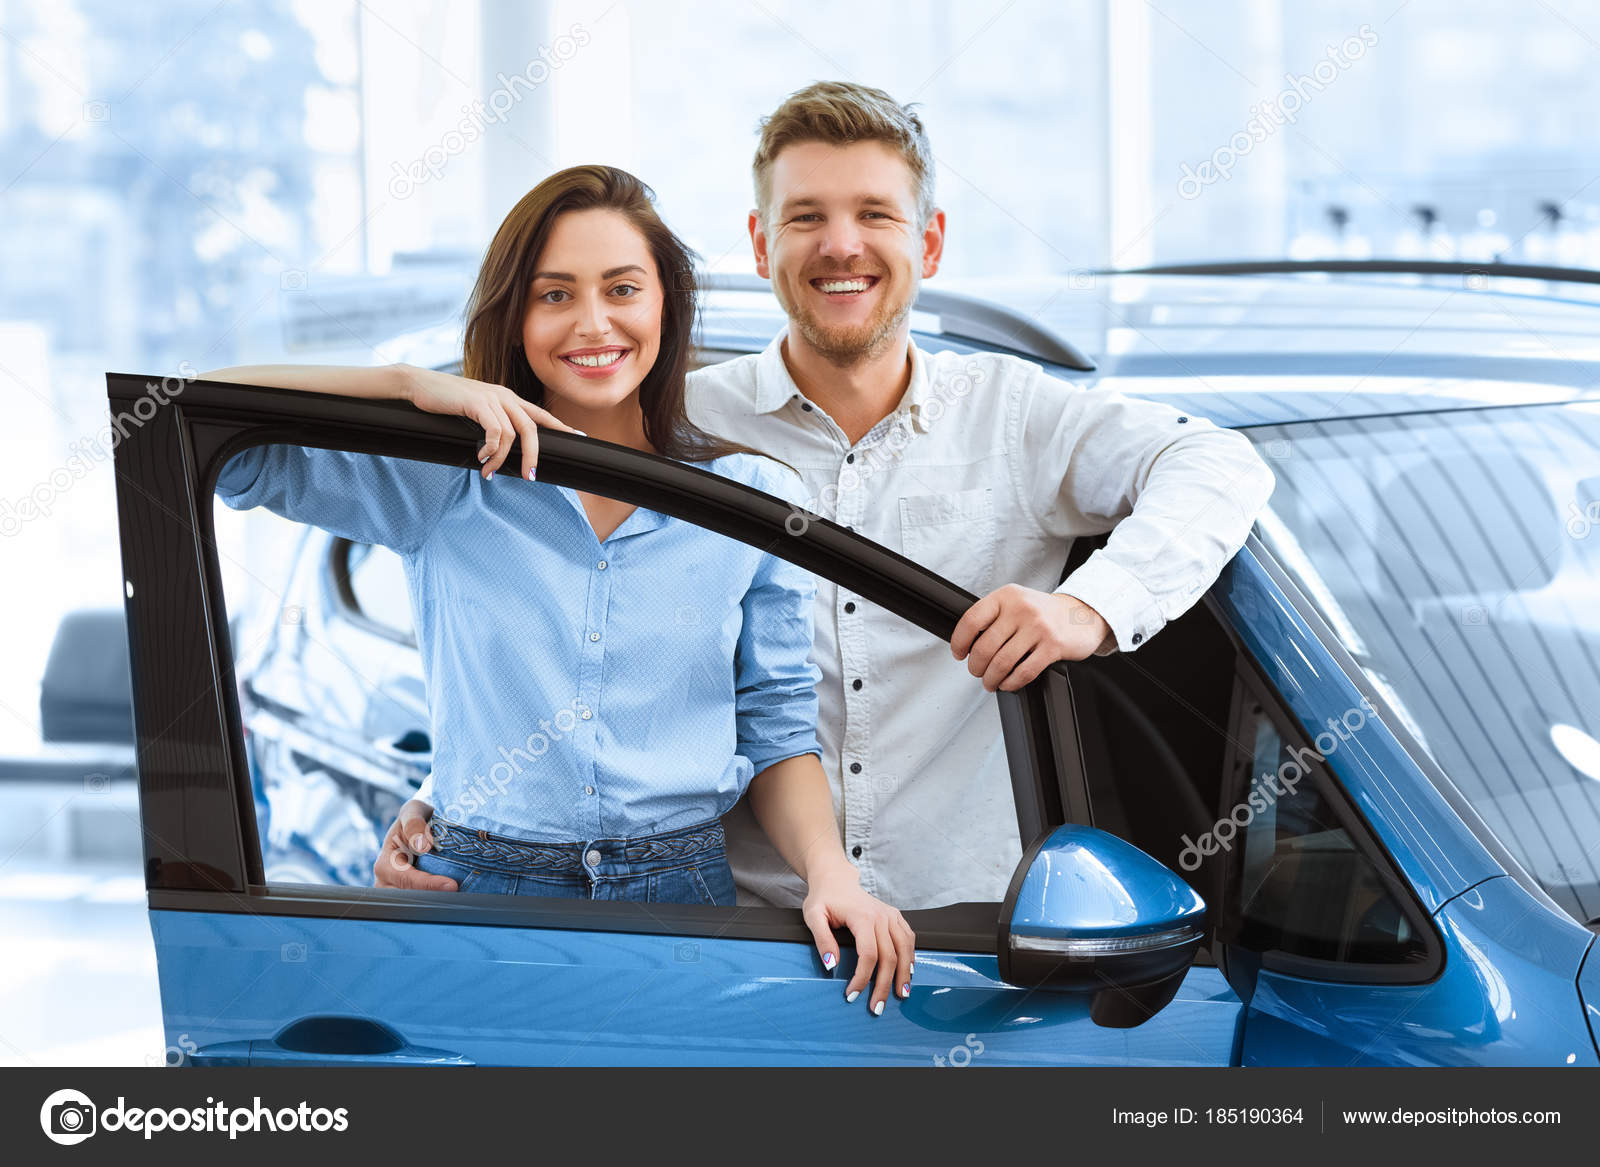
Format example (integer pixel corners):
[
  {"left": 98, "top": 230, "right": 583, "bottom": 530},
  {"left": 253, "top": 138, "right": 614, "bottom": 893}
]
[{"left": 3, "top": 0, "right": 1599, "bottom": 1092}]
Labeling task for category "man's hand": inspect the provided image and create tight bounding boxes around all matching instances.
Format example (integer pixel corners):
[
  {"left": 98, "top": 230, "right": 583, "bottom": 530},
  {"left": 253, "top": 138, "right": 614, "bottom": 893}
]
[
  {"left": 372, "top": 799, "right": 458, "bottom": 891},
  {"left": 950, "top": 585, "right": 1111, "bottom": 692}
]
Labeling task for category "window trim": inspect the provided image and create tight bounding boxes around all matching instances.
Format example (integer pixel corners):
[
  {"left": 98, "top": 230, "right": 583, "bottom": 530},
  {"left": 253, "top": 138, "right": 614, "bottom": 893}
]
[
  {"left": 1215, "top": 658, "right": 1445, "bottom": 985},
  {"left": 112, "top": 375, "right": 1091, "bottom": 952}
]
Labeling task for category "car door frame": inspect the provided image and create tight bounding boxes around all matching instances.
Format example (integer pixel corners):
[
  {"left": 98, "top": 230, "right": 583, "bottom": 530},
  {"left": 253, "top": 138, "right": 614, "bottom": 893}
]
[{"left": 110, "top": 372, "right": 1092, "bottom": 953}]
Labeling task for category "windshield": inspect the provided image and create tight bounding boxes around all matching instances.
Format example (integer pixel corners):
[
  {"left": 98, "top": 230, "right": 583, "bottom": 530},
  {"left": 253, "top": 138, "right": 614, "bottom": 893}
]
[{"left": 1247, "top": 403, "right": 1600, "bottom": 924}]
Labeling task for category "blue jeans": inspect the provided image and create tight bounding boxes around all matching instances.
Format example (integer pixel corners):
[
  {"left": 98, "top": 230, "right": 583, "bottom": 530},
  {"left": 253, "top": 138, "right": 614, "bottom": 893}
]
[{"left": 413, "top": 815, "right": 737, "bottom": 906}]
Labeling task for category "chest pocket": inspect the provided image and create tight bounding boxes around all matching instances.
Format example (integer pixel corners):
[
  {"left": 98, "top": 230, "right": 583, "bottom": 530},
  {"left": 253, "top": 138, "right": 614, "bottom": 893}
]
[{"left": 898, "top": 487, "right": 996, "bottom": 595}]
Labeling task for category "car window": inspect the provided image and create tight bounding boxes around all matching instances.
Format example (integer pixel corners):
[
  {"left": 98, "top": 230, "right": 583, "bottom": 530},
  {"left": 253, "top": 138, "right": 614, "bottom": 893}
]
[
  {"left": 1067, "top": 595, "right": 1239, "bottom": 913},
  {"left": 1231, "top": 694, "right": 1432, "bottom": 971},
  {"left": 208, "top": 442, "right": 992, "bottom": 909},
  {"left": 1249, "top": 402, "right": 1600, "bottom": 924}
]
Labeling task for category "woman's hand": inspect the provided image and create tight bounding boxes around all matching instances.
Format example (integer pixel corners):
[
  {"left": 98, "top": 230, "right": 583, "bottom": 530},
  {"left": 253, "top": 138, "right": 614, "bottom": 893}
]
[
  {"left": 802, "top": 860, "right": 916, "bottom": 1016},
  {"left": 372, "top": 799, "right": 458, "bottom": 891},
  {"left": 396, "top": 364, "right": 581, "bottom": 482}
]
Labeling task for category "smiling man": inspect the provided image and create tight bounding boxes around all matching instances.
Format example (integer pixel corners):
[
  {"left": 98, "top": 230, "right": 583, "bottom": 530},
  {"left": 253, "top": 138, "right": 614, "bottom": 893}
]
[{"left": 684, "top": 81, "right": 1276, "bottom": 911}]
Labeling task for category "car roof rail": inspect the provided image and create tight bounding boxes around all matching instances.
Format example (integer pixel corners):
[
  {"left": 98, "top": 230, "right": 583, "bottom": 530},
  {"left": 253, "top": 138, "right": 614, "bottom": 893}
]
[{"left": 701, "top": 272, "right": 1096, "bottom": 371}]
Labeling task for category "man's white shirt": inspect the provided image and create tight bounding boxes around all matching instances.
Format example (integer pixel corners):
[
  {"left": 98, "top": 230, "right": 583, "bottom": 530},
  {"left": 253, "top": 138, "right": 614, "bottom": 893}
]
[{"left": 687, "top": 328, "right": 1275, "bottom": 911}]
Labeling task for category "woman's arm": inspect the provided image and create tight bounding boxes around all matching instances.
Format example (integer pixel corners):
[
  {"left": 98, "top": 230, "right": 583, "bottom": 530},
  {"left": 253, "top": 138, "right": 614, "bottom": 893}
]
[
  {"left": 202, "top": 362, "right": 411, "bottom": 400},
  {"left": 201, "top": 362, "right": 577, "bottom": 481},
  {"left": 746, "top": 754, "right": 917, "bottom": 1016}
]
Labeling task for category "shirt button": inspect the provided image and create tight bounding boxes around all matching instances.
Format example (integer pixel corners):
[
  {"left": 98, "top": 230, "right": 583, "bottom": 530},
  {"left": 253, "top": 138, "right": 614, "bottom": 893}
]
[
  {"left": 589, "top": 632, "right": 601, "bottom": 643},
  {"left": 585, "top": 849, "right": 602, "bottom": 866},
  {"left": 852, "top": 678, "right": 863, "bottom": 691},
  {"left": 845, "top": 453, "right": 855, "bottom": 464},
  {"left": 597, "top": 560, "right": 608, "bottom": 570},
  {"left": 843, "top": 601, "right": 856, "bottom": 614},
  {"left": 801, "top": 402, "right": 813, "bottom": 412},
  {"left": 849, "top": 762, "right": 862, "bottom": 774},
  {"left": 1131, "top": 632, "right": 1144, "bottom": 645},
  {"left": 584, "top": 785, "right": 595, "bottom": 796},
  {"left": 1177, "top": 416, "right": 1189, "bottom": 424},
  {"left": 581, "top": 709, "right": 593, "bottom": 720},
  {"left": 851, "top": 845, "right": 863, "bottom": 858}
]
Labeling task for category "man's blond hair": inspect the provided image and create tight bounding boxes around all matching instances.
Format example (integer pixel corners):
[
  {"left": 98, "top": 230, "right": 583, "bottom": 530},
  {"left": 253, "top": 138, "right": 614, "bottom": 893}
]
[{"left": 753, "top": 81, "right": 935, "bottom": 228}]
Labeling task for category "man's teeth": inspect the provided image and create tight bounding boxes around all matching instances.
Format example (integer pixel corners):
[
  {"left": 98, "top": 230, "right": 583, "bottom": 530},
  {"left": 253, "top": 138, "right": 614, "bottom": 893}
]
[
  {"left": 817, "top": 279, "right": 871, "bottom": 293},
  {"left": 567, "top": 350, "right": 625, "bottom": 367}
]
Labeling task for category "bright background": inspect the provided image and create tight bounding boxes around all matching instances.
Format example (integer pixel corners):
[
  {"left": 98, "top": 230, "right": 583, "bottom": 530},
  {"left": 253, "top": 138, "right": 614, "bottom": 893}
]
[{"left": 3, "top": 0, "right": 1599, "bottom": 1064}]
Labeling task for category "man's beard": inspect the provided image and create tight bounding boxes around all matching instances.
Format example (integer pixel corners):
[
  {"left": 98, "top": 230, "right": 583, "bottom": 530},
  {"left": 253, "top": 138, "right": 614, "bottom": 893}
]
[{"left": 783, "top": 277, "right": 916, "bottom": 368}]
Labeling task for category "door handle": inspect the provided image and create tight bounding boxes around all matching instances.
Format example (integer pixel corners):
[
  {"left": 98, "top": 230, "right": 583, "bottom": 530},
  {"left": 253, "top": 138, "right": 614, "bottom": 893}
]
[
  {"left": 187, "top": 1016, "right": 473, "bottom": 1067},
  {"left": 372, "top": 729, "right": 432, "bottom": 767}
]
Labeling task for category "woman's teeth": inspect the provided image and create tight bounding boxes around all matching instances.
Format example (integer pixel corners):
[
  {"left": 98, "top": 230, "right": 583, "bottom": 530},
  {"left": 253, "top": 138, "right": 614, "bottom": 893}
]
[{"left": 566, "top": 351, "right": 625, "bottom": 367}]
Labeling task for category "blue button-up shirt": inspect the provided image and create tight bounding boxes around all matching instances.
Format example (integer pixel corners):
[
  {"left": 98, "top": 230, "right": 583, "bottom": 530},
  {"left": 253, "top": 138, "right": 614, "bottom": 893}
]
[{"left": 216, "top": 443, "right": 821, "bottom": 841}]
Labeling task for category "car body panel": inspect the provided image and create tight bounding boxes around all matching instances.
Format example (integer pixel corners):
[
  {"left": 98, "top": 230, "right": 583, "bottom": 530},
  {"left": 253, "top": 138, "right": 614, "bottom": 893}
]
[
  {"left": 151, "top": 907, "right": 1240, "bottom": 1067},
  {"left": 1242, "top": 876, "right": 1598, "bottom": 1066}
]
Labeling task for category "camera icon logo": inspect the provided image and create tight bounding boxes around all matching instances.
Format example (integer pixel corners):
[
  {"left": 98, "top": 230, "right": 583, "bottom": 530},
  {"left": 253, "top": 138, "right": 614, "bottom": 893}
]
[
  {"left": 281, "top": 941, "right": 308, "bottom": 962},
  {"left": 674, "top": 941, "right": 700, "bottom": 963},
  {"left": 280, "top": 269, "right": 308, "bottom": 291},
  {"left": 40, "top": 1088, "right": 97, "bottom": 1145},
  {"left": 82, "top": 101, "right": 110, "bottom": 122}
]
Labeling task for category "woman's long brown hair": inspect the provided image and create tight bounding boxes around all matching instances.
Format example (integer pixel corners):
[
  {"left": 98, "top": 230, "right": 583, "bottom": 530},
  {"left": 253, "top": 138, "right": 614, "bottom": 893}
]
[{"left": 463, "top": 165, "right": 748, "bottom": 463}]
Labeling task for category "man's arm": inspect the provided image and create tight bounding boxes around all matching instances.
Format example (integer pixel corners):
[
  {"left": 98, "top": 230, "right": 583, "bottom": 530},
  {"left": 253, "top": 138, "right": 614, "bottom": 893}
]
[{"left": 953, "top": 367, "right": 1275, "bottom": 690}]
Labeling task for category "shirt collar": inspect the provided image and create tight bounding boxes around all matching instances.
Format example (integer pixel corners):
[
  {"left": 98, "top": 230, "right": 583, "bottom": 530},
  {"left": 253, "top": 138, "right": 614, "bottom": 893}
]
[{"left": 752, "top": 327, "right": 935, "bottom": 434}]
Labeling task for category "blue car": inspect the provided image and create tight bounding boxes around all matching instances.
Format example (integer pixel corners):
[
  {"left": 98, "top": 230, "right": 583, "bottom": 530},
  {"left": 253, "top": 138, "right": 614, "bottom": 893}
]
[{"left": 111, "top": 262, "right": 1600, "bottom": 1065}]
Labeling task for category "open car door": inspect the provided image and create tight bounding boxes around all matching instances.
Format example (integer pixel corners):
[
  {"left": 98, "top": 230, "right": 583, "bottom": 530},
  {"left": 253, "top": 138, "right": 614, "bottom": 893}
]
[{"left": 109, "top": 372, "right": 1241, "bottom": 1066}]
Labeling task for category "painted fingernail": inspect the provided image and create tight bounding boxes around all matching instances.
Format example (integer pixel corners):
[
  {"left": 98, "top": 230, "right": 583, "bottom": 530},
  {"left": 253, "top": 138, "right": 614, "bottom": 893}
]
[
  {"left": 486, "top": 470, "right": 494, "bottom": 480},
  {"left": 822, "top": 952, "right": 836, "bottom": 970},
  {"left": 478, "top": 451, "right": 488, "bottom": 463},
  {"left": 845, "top": 989, "right": 860, "bottom": 1004},
  {"left": 908, "top": 962, "right": 915, "bottom": 977},
  {"left": 872, "top": 1000, "right": 885, "bottom": 1016},
  {"left": 526, "top": 467, "right": 537, "bottom": 481},
  {"left": 900, "top": 983, "right": 909, "bottom": 997}
]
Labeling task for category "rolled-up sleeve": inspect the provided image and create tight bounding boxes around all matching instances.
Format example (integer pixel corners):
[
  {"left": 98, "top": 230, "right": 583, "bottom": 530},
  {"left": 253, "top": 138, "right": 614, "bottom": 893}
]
[
  {"left": 1013, "top": 370, "right": 1276, "bottom": 654},
  {"left": 215, "top": 443, "right": 466, "bottom": 554},
  {"left": 733, "top": 463, "right": 822, "bottom": 776}
]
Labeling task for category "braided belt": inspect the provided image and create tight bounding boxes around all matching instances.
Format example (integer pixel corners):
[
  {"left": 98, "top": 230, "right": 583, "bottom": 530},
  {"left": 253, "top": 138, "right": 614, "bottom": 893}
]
[{"left": 428, "top": 818, "right": 725, "bottom": 873}]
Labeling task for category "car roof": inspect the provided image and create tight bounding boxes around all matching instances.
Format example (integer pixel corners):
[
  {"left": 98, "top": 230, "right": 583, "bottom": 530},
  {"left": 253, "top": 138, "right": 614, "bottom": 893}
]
[
  {"left": 944, "top": 271, "right": 1600, "bottom": 428},
  {"left": 378, "top": 271, "right": 1600, "bottom": 430}
]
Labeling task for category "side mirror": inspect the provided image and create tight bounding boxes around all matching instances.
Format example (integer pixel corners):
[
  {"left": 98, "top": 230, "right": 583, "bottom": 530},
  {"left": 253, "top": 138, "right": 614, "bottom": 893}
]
[{"left": 998, "top": 824, "right": 1206, "bottom": 1029}]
